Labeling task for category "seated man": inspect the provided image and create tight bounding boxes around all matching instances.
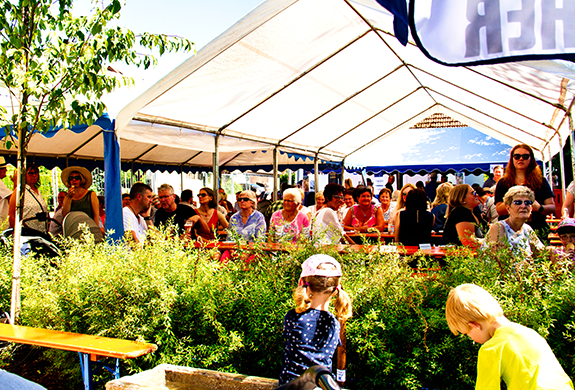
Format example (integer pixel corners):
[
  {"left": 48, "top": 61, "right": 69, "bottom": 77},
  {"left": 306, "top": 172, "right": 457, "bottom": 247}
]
[
  {"left": 154, "top": 184, "right": 208, "bottom": 238},
  {"left": 123, "top": 183, "right": 154, "bottom": 244}
]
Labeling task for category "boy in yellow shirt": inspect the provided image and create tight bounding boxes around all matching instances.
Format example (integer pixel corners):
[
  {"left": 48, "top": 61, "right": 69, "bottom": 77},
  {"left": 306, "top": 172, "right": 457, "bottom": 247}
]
[{"left": 445, "top": 284, "right": 573, "bottom": 390}]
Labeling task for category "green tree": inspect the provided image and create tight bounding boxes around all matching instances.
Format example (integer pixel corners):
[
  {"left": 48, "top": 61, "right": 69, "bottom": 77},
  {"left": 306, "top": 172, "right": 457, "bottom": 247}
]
[{"left": 0, "top": 0, "right": 193, "bottom": 321}]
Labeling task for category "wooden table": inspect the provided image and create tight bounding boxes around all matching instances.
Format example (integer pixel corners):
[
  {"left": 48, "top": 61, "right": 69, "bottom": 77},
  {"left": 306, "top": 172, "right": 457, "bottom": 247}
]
[
  {"left": 192, "top": 241, "right": 450, "bottom": 258},
  {"left": 0, "top": 323, "right": 157, "bottom": 390},
  {"left": 345, "top": 232, "right": 443, "bottom": 243}
]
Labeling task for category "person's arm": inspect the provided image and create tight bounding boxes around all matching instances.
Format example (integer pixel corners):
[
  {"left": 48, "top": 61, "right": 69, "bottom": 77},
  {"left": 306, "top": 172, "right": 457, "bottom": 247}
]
[
  {"left": 89, "top": 191, "right": 101, "bottom": 228},
  {"left": 189, "top": 214, "right": 209, "bottom": 237},
  {"left": 8, "top": 189, "right": 17, "bottom": 228},
  {"left": 61, "top": 191, "right": 74, "bottom": 217},
  {"left": 374, "top": 207, "right": 384, "bottom": 232},
  {"left": 455, "top": 221, "right": 478, "bottom": 247},
  {"left": 485, "top": 222, "right": 506, "bottom": 250},
  {"left": 342, "top": 207, "right": 354, "bottom": 231},
  {"left": 217, "top": 210, "right": 229, "bottom": 229},
  {"left": 563, "top": 191, "right": 574, "bottom": 218},
  {"left": 495, "top": 201, "right": 508, "bottom": 217},
  {"left": 533, "top": 197, "right": 555, "bottom": 216},
  {"left": 254, "top": 212, "right": 267, "bottom": 240},
  {"left": 494, "top": 181, "right": 508, "bottom": 217},
  {"left": 394, "top": 211, "right": 400, "bottom": 242}
]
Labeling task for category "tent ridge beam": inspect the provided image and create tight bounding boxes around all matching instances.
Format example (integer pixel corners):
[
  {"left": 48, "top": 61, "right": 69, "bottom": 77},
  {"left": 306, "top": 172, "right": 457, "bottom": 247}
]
[
  {"left": 131, "top": 145, "right": 159, "bottom": 163},
  {"left": 279, "top": 64, "right": 404, "bottom": 143},
  {"left": 182, "top": 151, "right": 203, "bottom": 165},
  {"left": 215, "top": 30, "right": 372, "bottom": 134}
]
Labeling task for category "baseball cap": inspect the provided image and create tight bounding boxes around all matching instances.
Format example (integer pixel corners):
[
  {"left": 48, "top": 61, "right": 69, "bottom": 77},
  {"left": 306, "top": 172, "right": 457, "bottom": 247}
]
[
  {"left": 299, "top": 254, "right": 342, "bottom": 285},
  {"left": 557, "top": 218, "right": 575, "bottom": 234}
]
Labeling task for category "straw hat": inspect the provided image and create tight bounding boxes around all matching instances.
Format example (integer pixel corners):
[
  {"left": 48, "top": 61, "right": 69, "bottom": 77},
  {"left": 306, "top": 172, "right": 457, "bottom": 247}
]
[
  {"left": 61, "top": 166, "right": 92, "bottom": 189},
  {"left": 0, "top": 157, "right": 7, "bottom": 168}
]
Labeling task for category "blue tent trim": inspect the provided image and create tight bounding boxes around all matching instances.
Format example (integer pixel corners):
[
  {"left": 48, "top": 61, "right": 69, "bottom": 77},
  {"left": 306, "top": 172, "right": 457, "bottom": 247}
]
[{"left": 346, "top": 162, "right": 509, "bottom": 176}]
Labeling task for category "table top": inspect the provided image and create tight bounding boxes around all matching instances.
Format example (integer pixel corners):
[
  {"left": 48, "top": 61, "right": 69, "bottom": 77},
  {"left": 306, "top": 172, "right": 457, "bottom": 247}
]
[
  {"left": 192, "top": 241, "right": 451, "bottom": 257},
  {"left": 0, "top": 323, "right": 157, "bottom": 359}
]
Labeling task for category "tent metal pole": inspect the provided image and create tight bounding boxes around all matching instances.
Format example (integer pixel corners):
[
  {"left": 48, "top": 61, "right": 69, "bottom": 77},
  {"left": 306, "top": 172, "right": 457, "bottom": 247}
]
[
  {"left": 571, "top": 118, "right": 575, "bottom": 184},
  {"left": 559, "top": 136, "right": 566, "bottom": 208},
  {"left": 340, "top": 158, "right": 345, "bottom": 184},
  {"left": 213, "top": 135, "right": 220, "bottom": 198},
  {"left": 314, "top": 154, "right": 319, "bottom": 192},
  {"left": 273, "top": 147, "right": 278, "bottom": 202},
  {"left": 180, "top": 166, "right": 184, "bottom": 194}
]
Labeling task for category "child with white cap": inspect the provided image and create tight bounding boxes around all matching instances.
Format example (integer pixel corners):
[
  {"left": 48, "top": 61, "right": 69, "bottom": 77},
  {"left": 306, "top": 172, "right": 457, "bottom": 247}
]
[{"left": 279, "top": 254, "right": 352, "bottom": 385}]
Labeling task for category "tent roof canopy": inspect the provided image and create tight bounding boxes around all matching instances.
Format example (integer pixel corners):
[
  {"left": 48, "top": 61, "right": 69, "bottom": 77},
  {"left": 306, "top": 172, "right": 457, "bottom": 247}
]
[{"left": 115, "top": 0, "right": 574, "bottom": 170}]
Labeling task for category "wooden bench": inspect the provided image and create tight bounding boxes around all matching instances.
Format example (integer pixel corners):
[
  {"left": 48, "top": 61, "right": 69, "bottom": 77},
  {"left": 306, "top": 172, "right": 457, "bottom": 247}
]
[{"left": 0, "top": 323, "right": 157, "bottom": 390}]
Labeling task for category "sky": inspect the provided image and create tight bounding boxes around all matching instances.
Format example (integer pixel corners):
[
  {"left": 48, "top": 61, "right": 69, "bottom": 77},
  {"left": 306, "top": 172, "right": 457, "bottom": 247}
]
[{"left": 73, "top": 0, "right": 264, "bottom": 115}]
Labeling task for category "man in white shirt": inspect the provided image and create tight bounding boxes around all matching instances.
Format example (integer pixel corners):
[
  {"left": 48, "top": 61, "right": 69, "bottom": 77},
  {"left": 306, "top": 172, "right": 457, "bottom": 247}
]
[
  {"left": 0, "top": 157, "right": 12, "bottom": 228},
  {"left": 122, "top": 182, "right": 154, "bottom": 244}
]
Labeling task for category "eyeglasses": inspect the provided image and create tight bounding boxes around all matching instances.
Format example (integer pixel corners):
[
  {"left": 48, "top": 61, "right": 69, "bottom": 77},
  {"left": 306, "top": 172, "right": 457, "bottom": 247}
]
[
  {"left": 333, "top": 195, "right": 344, "bottom": 199},
  {"left": 237, "top": 197, "right": 251, "bottom": 202},
  {"left": 68, "top": 175, "right": 82, "bottom": 181},
  {"left": 197, "top": 193, "right": 208, "bottom": 198},
  {"left": 512, "top": 199, "right": 533, "bottom": 206},
  {"left": 158, "top": 195, "right": 173, "bottom": 200},
  {"left": 513, "top": 153, "right": 530, "bottom": 161}
]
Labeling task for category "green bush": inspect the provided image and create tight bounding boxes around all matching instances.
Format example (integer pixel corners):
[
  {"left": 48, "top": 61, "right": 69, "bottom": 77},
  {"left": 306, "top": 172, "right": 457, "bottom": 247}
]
[{"left": 0, "top": 234, "right": 573, "bottom": 389}]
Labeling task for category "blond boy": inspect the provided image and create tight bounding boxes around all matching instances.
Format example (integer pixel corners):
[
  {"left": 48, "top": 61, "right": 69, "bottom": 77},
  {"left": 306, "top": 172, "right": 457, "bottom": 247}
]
[{"left": 446, "top": 284, "right": 573, "bottom": 390}]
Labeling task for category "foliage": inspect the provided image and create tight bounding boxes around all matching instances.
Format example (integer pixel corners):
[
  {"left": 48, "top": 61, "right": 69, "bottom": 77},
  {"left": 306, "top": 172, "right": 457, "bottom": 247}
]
[{"left": 0, "top": 237, "right": 573, "bottom": 389}]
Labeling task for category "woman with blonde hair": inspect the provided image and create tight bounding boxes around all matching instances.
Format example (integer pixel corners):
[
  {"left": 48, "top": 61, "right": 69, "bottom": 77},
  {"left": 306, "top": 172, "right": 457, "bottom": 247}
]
[
  {"left": 270, "top": 188, "right": 310, "bottom": 242},
  {"left": 390, "top": 183, "right": 416, "bottom": 223},
  {"left": 430, "top": 182, "right": 453, "bottom": 232},
  {"left": 443, "top": 184, "right": 484, "bottom": 247}
]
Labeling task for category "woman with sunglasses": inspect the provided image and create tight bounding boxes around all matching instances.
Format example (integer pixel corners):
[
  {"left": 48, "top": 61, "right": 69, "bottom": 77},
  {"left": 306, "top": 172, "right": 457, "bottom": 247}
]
[
  {"left": 443, "top": 184, "right": 484, "bottom": 247},
  {"left": 312, "top": 183, "right": 352, "bottom": 244},
  {"left": 228, "top": 190, "right": 266, "bottom": 242},
  {"left": 485, "top": 186, "right": 543, "bottom": 257},
  {"left": 494, "top": 144, "right": 555, "bottom": 239},
  {"left": 270, "top": 188, "right": 310, "bottom": 242},
  {"left": 196, "top": 187, "right": 229, "bottom": 240},
  {"left": 8, "top": 164, "right": 50, "bottom": 234},
  {"left": 61, "top": 166, "right": 100, "bottom": 230}
]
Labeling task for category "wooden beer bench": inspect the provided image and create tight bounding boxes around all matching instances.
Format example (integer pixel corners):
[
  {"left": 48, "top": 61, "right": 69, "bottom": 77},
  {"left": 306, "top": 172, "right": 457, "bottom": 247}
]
[{"left": 0, "top": 323, "right": 157, "bottom": 390}]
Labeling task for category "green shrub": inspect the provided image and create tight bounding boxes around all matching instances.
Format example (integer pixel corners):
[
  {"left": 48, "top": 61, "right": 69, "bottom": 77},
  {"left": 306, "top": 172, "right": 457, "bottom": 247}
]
[{"left": 0, "top": 235, "right": 572, "bottom": 389}]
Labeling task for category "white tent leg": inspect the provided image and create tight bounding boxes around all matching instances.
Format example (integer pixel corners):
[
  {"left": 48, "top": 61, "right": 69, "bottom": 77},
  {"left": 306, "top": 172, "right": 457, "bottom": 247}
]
[
  {"left": 213, "top": 135, "right": 220, "bottom": 198},
  {"left": 273, "top": 147, "right": 278, "bottom": 202},
  {"left": 559, "top": 135, "right": 566, "bottom": 204},
  {"left": 314, "top": 154, "right": 319, "bottom": 192}
]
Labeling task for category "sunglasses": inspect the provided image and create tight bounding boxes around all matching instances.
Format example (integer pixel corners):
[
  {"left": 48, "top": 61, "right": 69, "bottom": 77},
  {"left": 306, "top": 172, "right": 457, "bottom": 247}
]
[
  {"left": 512, "top": 199, "right": 533, "bottom": 206},
  {"left": 470, "top": 191, "right": 477, "bottom": 196},
  {"left": 237, "top": 197, "right": 251, "bottom": 202},
  {"left": 197, "top": 193, "right": 208, "bottom": 198},
  {"left": 333, "top": 195, "right": 344, "bottom": 199},
  {"left": 559, "top": 233, "right": 575, "bottom": 240},
  {"left": 69, "top": 175, "right": 82, "bottom": 181},
  {"left": 513, "top": 153, "right": 530, "bottom": 161}
]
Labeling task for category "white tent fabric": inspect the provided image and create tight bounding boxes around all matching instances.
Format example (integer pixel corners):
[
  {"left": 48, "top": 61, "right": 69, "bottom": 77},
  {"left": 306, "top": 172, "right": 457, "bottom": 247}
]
[{"left": 116, "top": 0, "right": 575, "bottom": 170}]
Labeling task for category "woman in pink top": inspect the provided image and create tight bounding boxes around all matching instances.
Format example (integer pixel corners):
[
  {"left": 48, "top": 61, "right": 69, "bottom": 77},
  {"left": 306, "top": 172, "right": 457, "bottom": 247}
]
[
  {"left": 343, "top": 186, "right": 384, "bottom": 233},
  {"left": 270, "top": 188, "right": 310, "bottom": 242}
]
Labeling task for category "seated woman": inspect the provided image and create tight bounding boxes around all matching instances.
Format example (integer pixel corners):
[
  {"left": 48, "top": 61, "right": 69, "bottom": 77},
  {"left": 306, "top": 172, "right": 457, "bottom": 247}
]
[
  {"left": 270, "top": 188, "right": 310, "bottom": 242},
  {"left": 395, "top": 189, "right": 435, "bottom": 246},
  {"left": 9, "top": 164, "right": 50, "bottom": 235},
  {"left": 390, "top": 183, "right": 416, "bottom": 224},
  {"left": 308, "top": 191, "right": 325, "bottom": 216},
  {"left": 61, "top": 166, "right": 101, "bottom": 233},
  {"left": 484, "top": 185, "right": 543, "bottom": 257},
  {"left": 378, "top": 188, "right": 395, "bottom": 230},
  {"left": 430, "top": 182, "right": 453, "bottom": 233},
  {"left": 343, "top": 186, "right": 384, "bottom": 233},
  {"left": 312, "top": 183, "right": 352, "bottom": 245},
  {"left": 196, "top": 187, "right": 229, "bottom": 240},
  {"left": 443, "top": 184, "right": 484, "bottom": 248},
  {"left": 228, "top": 190, "right": 266, "bottom": 242}
]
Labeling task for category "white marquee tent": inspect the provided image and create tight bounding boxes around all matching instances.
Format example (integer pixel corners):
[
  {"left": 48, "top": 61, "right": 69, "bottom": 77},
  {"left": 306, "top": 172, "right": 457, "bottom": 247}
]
[{"left": 116, "top": 0, "right": 575, "bottom": 175}]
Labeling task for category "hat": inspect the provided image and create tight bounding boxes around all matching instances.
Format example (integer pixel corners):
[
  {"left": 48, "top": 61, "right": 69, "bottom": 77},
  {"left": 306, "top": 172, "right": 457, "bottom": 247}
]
[
  {"left": 0, "top": 157, "right": 7, "bottom": 168},
  {"left": 61, "top": 166, "right": 92, "bottom": 189},
  {"left": 299, "top": 254, "right": 342, "bottom": 285},
  {"left": 557, "top": 218, "right": 575, "bottom": 234}
]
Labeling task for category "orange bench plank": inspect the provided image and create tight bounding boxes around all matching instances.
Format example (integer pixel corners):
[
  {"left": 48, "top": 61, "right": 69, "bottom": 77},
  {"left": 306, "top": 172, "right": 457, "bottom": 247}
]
[{"left": 0, "top": 323, "right": 157, "bottom": 359}]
